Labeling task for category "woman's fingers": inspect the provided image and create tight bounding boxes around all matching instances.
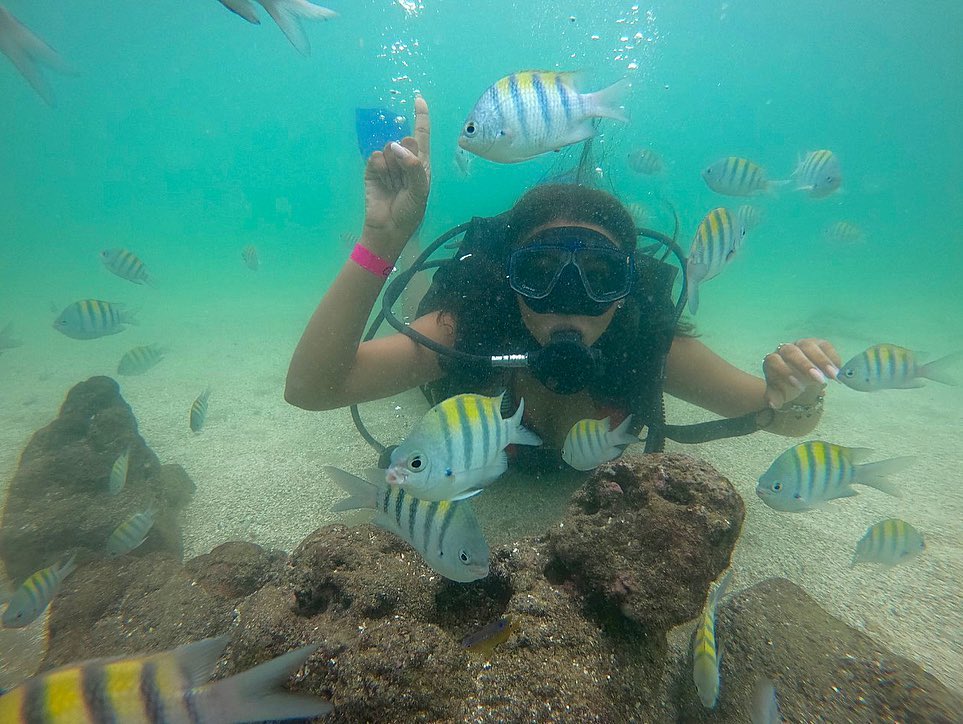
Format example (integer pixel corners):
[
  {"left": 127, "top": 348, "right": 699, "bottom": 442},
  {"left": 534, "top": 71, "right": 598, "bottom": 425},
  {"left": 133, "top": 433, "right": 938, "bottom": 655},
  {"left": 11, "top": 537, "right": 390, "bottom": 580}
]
[
  {"left": 413, "top": 95, "right": 431, "bottom": 175},
  {"left": 763, "top": 352, "right": 807, "bottom": 408}
]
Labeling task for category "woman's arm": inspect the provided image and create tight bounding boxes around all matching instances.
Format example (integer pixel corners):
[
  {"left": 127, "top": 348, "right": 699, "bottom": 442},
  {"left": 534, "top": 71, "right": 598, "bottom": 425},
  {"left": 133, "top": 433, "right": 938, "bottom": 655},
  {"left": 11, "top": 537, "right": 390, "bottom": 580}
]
[
  {"left": 286, "top": 96, "right": 437, "bottom": 411},
  {"left": 664, "top": 335, "right": 840, "bottom": 436}
]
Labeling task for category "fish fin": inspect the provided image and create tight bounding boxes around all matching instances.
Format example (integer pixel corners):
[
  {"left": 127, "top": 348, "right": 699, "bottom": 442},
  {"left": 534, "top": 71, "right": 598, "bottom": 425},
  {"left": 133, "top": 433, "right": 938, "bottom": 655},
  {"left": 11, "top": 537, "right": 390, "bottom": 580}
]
[
  {"left": 685, "top": 264, "right": 707, "bottom": 314},
  {"left": 0, "top": 27, "right": 55, "bottom": 106},
  {"left": 852, "top": 455, "right": 917, "bottom": 496},
  {"left": 920, "top": 351, "right": 962, "bottom": 386},
  {"left": 844, "top": 446, "right": 875, "bottom": 464},
  {"left": 325, "top": 466, "right": 380, "bottom": 512},
  {"left": 450, "top": 489, "right": 484, "bottom": 502},
  {"left": 586, "top": 77, "right": 631, "bottom": 123},
  {"left": 56, "top": 552, "right": 77, "bottom": 580},
  {"left": 220, "top": 0, "right": 262, "bottom": 24},
  {"left": 834, "top": 486, "right": 859, "bottom": 499},
  {"left": 608, "top": 414, "right": 639, "bottom": 446},
  {"left": 256, "top": 0, "right": 337, "bottom": 56},
  {"left": 709, "top": 570, "right": 732, "bottom": 610},
  {"left": 118, "top": 305, "right": 140, "bottom": 327},
  {"left": 508, "top": 397, "right": 542, "bottom": 447},
  {"left": 170, "top": 636, "right": 232, "bottom": 687},
  {"left": 193, "top": 643, "right": 331, "bottom": 722}
]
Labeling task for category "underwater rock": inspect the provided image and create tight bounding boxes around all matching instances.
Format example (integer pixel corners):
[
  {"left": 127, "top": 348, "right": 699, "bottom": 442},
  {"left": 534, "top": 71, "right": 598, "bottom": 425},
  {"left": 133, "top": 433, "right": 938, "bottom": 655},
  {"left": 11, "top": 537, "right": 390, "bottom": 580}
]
[
  {"left": 672, "top": 577, "right": 963, "bottom": 722},
  {"left": 545, "top": 453, "right": 744, "bottom": 633},
  {"left": 0, "top": 376, "right": 195, "bottom": 581}
]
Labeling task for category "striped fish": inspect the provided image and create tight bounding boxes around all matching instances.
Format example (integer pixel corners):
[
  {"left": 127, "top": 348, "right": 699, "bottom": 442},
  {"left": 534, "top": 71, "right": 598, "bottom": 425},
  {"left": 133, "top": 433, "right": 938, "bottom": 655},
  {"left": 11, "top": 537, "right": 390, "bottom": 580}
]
[
  {"left": 99, "top": 248, "right": 154, "bottom": 286},
  {"left": 116, "top": 343, "right": 166, "bottom": 375},
  {"left": 0, "top": 635, "right": 331, "bottom": 723},
  {"left": 627, "top": 147, "right": 663, "bottom": 175},
  {"left": 852, "top": 518, "right": 925, "bottom": 566},
  {"left": 685, "top": 207, "right": 746, "bottom": 314},
  {"left": 325, "top": 466, "right": 490, "bottom": 582},
  {"left": 190, "top": 388, "right": 212, "bottom": 432},
  {"left": 791, "top": 149, "right": 841, "bottom": 198},
  {"left": 702, "top": 156, "right": 777, "bottom": 196},
  {"left": 692, "top": 570, "right": 732, "bottom": 709},
  {"left": 106, "top": 505, "right": 157, "bottom": 558},
  {"left": 241, "top": 243, "right": 259, "bottom": 271},
  {"left": 52, "top": 300, "right": 135, "bottom": 340},
  {"left": 735, "top": 204, "right": 764, "bottom": 233},
  {"left": 386, "top": 393, "right": 541, "bottom": 501},
  {"left": 458, "top": 71, "right": 630, "bottom": 163},
  {"left": 1, "top": 555, "right": 76, "bottom": 629},
  {"left": 756, "top": 441, "right": 916, "bottom": 513},
  {"left": 562, "top": 415, "right": 638, "bottom": 471},
  {"left": 824, "top": 219, "right": 863, "bottom": 244},
  {"left": 837, "top": 344, "right": 960, "bottom": 391},
  {"left": 107, "top": 447, "right": 130, "bottom": 496}
]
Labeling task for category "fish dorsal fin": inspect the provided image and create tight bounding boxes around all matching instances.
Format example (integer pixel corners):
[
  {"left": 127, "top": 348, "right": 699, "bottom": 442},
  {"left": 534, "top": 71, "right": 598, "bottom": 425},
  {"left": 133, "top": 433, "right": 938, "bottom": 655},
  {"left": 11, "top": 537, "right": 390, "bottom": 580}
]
[{"left": 171, "top": 635, "right": 231, "bottom": 687}]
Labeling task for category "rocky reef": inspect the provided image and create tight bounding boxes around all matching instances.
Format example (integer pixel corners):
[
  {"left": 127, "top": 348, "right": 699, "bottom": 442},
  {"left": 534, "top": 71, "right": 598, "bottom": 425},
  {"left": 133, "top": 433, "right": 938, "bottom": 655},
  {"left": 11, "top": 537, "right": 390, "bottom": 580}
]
[{"left": 2, "top": 377, "right": 961, "bottom": 722}]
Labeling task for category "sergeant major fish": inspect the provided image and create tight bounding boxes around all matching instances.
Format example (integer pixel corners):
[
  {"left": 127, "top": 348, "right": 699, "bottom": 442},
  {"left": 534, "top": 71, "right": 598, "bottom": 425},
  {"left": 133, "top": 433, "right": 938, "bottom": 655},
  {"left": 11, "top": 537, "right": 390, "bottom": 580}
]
[
  {"left": 106, "top": 505, "right": 157, "bottom": 557},
  {"left": 627, "top": 147, "right": 663, "bottom": 175},
  {"left": 686, "top": 207, "right": 746, "bottom": 314},
  {"left": 0, "top": 635, "right": 332, "bottom": 722},
  {"left": 1, "top": 554, "right": 76, "bottom": 629},
  {"left": 702, "top": 156, "right": 779, "bottom": 196},
  {"left": 324, "top": 465, "right": 490, "bottom": 583},
  {"left": 756, "top": 441, "right": 916, "bottom": 513},
  {"left": 459, "top": 71, "right": 630, "bottom": 164},
  {"left": 108, "top": 446, "right": 130, "bottom": 496},
  {"left": 100, "top": 248, "right": 155, "bottom": 286},
  {"left": 387, "top": 393, "right": 541, "bottom": 502},
  {"left": 790, "top": 149, "right": 841, "bottom": 198},
  {"left": 562, "top": 415, "right": 638, "bottom": 471},
  {"left": 241, "top": 243, "right": 260, "bottom": 271},
  {"left": 53, "top": 300, "right": 136, "bottom": 339},
  {"left": 190, "top": 388, "right": 212, "bottom": 432},
  {"left": 117, "top": 343, "right": 167, "bottom": 375},
  {"left": 837, "top": 344, "right": 960, "bottom": 391},
  {"left": 851, "top": 518, "right": 925, "bottom": 567},
  {"left": 693, "top": 570, "right": 732, "bottom": 709}
]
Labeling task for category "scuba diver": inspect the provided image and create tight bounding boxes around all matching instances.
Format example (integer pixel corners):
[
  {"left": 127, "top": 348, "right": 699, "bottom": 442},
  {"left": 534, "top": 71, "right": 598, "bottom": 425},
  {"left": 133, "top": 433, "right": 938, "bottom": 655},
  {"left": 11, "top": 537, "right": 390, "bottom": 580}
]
[{"left": 285, "top": 96, "right": 841, "bottom": 471}]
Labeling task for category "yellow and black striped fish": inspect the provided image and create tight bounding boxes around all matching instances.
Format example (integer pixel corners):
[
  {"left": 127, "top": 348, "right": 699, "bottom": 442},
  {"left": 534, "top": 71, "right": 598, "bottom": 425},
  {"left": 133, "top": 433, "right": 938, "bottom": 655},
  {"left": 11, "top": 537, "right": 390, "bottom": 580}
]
[
  {"left": 852, "top": 518, "right": 925, "bottom": 566},
  {"left": 386, "top": 393, "right": 541, "bottom": 501},
  {"left": 326, "top": 466, "right": 489, "bottom": 582},
  {"left": 686, "top": 207, "right": 746, "bottom": 314},
  {"left": 99, "top": 248, "right": 155, "bottom": 286},
  {"left": 105, "top": 505, "right": 157, "bottom": 558},
  {"left": 693, "top": 570, "right": 732, "bottom": 709},
  {"left": 562, "top": 415, "right": 638, "bottom": 471},
  {"left": 241, "top": 243, "right": 259, "bottom": 271},
  {"left": 1, "top": 554, "right": 76, "bottom": 629},
  {"left": 53, "top": 300, "right": 135, "bottom": 340},
  {"left": 702, "top": 156, "right": 776, "bottom": 196},
  {"left": 0, "top": 635, "right": 331, "bottom": 722},
  {"left": 190, "top": 388, "right": 212, "bottom": 432},
  {"left": 756, "top": 441, "right": 916, "bottom": 512},
  {"left": 117, "top": 343, "right": 166, "bottom": 376},
  {"left": 838, "top": 344, "right": 960, "bottom": 391},
  {"left": 790, "top": 149, "right": 841, "bottom": 198},
  {"left": 107, "top": 447, "right": 130, "bottom": 496}
]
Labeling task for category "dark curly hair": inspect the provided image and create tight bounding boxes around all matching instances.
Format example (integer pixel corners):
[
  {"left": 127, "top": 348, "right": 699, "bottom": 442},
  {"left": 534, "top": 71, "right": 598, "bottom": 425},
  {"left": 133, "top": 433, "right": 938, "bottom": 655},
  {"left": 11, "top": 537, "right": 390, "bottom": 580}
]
[{"left": 419, "top": 183, "right": 682, "bottom": 412}]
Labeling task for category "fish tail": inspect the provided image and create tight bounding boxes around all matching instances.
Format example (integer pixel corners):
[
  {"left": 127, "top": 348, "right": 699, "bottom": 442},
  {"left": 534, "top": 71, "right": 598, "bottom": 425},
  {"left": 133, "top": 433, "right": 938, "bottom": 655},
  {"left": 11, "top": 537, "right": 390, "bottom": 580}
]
[
  {"left": 325, "top": 466, "right": 380, "bottom": 512},
  {"left": 585, "top": 77, "right": 631, "bottom": 123},
  {"left": 708, "top": 570, "right": 732, "bottom": 611},
  {"left": 919, "top": 351, "right": 962, "bottom": 386},
  {"left": 191, "top": 643, "right": 331, "bottom": 722},
  {"left": 56, "top": 552, "right": 77, "bottom": 581},
  {"left": 852, "top": 455, "right": 917, "bottom": 497},
  {"left": 508, "top": 397, "right": 542, "bottom": 447},
  {"left": 258, "top": 0, "right": 337, "bottom": 56},
  {"left": 118, "top": 305, "right": 139, "bottom": 326},
  {"left": 608, "top": 414, "right": 639, "bottom": 446}
]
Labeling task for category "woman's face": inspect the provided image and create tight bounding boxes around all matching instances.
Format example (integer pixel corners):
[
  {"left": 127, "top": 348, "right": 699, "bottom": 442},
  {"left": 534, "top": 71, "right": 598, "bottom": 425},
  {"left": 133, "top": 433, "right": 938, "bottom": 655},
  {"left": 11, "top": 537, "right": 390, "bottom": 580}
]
[{"left": 515, "top": 220, "right": 622, "bottom": 346}]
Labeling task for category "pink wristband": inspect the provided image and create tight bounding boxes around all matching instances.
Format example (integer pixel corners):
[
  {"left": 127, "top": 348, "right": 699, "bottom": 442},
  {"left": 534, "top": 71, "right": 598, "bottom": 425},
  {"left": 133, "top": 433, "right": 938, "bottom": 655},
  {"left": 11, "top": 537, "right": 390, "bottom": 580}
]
[{"left": 350, "top": 243, "right": 395, "bottom": 278}]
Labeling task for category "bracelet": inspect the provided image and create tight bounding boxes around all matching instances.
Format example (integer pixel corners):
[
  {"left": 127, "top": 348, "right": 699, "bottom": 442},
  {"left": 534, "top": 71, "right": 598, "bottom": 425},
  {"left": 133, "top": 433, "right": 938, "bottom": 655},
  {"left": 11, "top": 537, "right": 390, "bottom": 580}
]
[
  {"left": 350, "top": 243, "right": 395, "bottom": 278},
  {"left": 780, "top": 393, "right": 825, "bottom": 419}
]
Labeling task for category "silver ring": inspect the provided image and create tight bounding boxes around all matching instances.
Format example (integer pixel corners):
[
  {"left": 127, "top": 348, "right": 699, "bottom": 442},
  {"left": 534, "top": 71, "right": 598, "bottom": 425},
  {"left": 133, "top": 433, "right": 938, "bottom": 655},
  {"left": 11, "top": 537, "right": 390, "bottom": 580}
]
[{"left": 776, "top": 342, "right": 790, "bottom": 352}]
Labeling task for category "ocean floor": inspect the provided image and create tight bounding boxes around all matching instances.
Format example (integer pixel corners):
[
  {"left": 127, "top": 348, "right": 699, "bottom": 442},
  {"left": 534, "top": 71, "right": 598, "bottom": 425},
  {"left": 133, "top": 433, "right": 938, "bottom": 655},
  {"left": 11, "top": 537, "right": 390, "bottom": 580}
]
[{"left": 1, "top": 280, "right": 960, "bottom": 695}]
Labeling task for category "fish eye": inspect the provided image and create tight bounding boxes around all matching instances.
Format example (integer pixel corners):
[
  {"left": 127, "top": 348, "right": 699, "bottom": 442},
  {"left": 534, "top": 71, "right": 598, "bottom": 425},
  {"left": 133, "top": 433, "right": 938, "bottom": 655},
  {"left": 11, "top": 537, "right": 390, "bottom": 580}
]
[
  {"left": 843, "top": 369, "right": 855, "bottom": 378},
  {"left": 793, "top": 493, "right": 802, "bottom": 499},
  {"left": 464, "top": 122, "right": 476, "bottom": 136},
  {"left": 459, "top": 549, "right": 471, "bottom": 563},
  {"left": 771, "top": 482, "right": 782, "bottom": 491},
  {"left": 408, "top": 454, "right": 424, "bottom": 471}
]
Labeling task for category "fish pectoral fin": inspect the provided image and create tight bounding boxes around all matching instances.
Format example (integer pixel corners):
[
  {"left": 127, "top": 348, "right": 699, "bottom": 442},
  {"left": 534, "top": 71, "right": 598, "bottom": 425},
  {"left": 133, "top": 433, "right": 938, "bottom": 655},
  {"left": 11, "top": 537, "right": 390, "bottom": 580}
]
[{"left": 449, "top": 488, "right": 484, "bottom": 502}]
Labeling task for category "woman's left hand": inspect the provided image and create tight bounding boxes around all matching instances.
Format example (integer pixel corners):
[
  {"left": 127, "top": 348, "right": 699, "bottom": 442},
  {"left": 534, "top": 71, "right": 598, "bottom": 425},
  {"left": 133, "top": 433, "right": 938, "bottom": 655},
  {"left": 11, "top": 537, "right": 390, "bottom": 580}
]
[{"left": 762, "top": 338, "right": 841, "bottom": 409}]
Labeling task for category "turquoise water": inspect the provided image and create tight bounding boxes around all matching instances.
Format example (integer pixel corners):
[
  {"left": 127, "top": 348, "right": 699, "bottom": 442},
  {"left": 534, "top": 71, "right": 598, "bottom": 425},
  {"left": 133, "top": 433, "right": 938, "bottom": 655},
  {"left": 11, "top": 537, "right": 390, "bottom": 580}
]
[{"left": 2, "top": 0, "right": 961, "bottom": 698}]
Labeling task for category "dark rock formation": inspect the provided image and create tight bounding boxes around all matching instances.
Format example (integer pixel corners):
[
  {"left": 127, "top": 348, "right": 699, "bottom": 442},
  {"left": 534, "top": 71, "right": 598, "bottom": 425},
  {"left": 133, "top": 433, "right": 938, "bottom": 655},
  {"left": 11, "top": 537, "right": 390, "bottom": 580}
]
[
  {"left": 672, "top": 577, "right": 962, "bottom": 723},
  {"left": 0, "top": 376, "right": 195, "bottom": 581}
]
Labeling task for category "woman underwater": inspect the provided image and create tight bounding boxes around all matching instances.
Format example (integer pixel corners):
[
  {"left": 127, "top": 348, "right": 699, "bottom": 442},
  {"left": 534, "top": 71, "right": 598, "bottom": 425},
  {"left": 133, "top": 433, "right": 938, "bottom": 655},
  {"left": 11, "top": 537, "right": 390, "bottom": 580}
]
[{"left": 285, "top": 97, "right": 841, "bottom": 467}]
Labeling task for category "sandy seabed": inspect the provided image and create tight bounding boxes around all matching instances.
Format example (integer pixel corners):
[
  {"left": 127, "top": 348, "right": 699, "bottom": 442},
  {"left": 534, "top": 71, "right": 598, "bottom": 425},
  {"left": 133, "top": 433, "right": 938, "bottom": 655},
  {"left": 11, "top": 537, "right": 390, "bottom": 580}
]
[{"left": 1, "top": 282, "right": 960, "bottom": 694}]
